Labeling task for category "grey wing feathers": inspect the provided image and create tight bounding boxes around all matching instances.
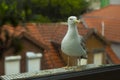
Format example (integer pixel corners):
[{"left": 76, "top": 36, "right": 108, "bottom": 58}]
[{"left": 79, "top": 35, "right": 87, "bottom": 52}]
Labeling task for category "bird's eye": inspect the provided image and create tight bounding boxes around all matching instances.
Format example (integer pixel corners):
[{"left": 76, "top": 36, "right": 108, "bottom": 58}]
[{"left": 70, "top": 18, "right": 73, "bottom": 20}]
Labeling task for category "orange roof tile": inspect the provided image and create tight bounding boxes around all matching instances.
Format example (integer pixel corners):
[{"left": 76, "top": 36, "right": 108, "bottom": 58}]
[
  {"left": 1, "top": 23, "right": 65, "bottom": 69},
  {"left": 1, "top": 22, "right": 119, "bottom": 69},
  {"left": 25, "top": 23, "right": 66, "bottom": 69},
  {"left": 25, "top": 23, "right": 90, "bottom": 69},
  {"left": 84, "top": 5, "right": 120, "bottom": 18},
  {"left": 51, "top": 23, "right": 89, "bottom": 44},
  {"left": 83, "top": 5, "right": 120, "bottom": 43}
]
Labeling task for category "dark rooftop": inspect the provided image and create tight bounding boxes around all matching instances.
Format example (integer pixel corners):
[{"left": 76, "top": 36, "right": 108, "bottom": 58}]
[{"left": 1, "top": 64, "right": 120, "bottom": 80}]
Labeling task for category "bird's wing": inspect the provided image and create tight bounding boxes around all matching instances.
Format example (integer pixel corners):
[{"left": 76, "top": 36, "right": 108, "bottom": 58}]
[
  {"left": 79, "top": 35, "right": 87, "bottom": 52},
  {"left": 78, "top": 35, "right": 83, "bottom": 43}
]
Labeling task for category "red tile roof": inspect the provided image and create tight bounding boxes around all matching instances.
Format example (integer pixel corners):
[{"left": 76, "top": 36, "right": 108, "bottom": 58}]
[
  {"left": 1, "top": 23, "right": 65, "bottom": 69},
  {"left": 26, "top": 23, "right": 66, "bottom": 69},
  {"left": 51, "top": 23, "right": 89, "bottom": 44},
  {"left": 84, "top": 5, "right": 120, "bottom": 18},
  {"left": 83, "top": 5, "right": 120, "bottom": 43},
  {"left": 1, "top": 23, "right": 89, "bottom": 69},
  {"left": 36, "top": 23, "right": 89, "bottom": 69},
  {"left": 1, "top": 21, "right": 119, "bottom": 70}
]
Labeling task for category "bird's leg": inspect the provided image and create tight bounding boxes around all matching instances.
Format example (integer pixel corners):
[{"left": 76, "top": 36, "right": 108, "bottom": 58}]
[
  {"left": 79, "top": 57, "right": 81, "bottom": 66},
  {"left": 77, "top": 57, "right": 81, "bottom": 66},
  {"left": 67, "top": 56, "right": 70, "bottom": 67},
  {"left": 76, "top": 57, "right": 82, "bottom": 71},
  {"left": 63, "top": 56, "right": 70, "bottom": 69},
  {"left": 77, "top": 57, "right": 79, "bottom": 66}
]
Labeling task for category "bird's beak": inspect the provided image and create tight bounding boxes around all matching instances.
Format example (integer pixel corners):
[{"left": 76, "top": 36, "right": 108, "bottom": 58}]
[{"left": 75, "top": 20, "right": 80, "bottom": 23}]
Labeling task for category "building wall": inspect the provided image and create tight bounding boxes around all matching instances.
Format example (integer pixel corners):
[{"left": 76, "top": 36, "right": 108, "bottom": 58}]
[
  {"left": 0, "top": 58, "right": 4, "bottom": 75},
  {"left": 88, "top": 0, "right": 101, "bottom": 10},
  {"left": 87, "top": 0, "right": 120, "bottom": 10},
  {"left": 0, "top": 37, "right": 44, "bottom": 75},
  {"left": 110, "top": 0, "right": 120, "bottom": 4},
  {"left": 19, "top": 38, "right": 44, "bottom": 72},
  {"left": 87, "top": 0, "right": 110, "bottom": 10},
  {"left": 86, "top": 35, "right": 106, "bottom": 64}
]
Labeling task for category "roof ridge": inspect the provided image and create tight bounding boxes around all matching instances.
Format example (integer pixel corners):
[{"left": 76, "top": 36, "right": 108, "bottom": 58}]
[
  {"left": 26, "top": 23, "right": 48, "bottom": 47},
  {"left": 84, "top": 16, "right": 120, "bottom": 20}
]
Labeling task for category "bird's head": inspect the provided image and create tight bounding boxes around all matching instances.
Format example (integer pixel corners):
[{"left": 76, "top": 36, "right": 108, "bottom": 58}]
[{"left": 67, "top": 16, "right": 80, "bottom": 25}]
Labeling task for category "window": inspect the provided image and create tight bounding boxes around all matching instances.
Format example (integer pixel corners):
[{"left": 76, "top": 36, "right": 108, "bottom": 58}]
[{"left": 94, "top": 53, "right": 103, "bottom": 65}]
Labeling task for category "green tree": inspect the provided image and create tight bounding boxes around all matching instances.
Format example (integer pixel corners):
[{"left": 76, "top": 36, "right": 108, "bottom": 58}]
[
  {"left": 31, "top": 0, "right": 89, "bottom": 22},
  {"left": 0, "top": 0, "right": 89, "bottom": 56},
  {"left": 0, "top": 0, "right": 32, "bottom": 57},
  {"left": 0, "top": 0, "right": 32, "bottom": 26}
]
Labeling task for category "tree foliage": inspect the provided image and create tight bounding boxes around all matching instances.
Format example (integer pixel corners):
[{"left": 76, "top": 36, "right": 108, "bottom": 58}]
[
  {"left": 0, "top": 0, "right": 31, "bottom": 57},
  {"left": 0, "top": 0, "right": 32, "bottom": 27},
  {"left": 0, "top": 0, "right": 89, "bottom": 57},
  {"left": 31, "top": 0, "right": 89, "bottom": 22},
  {"left": 0, "top": 0, "right": 89, "bottom": 24}
]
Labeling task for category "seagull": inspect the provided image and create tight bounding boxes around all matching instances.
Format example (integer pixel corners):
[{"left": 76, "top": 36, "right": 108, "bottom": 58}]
[{"left": 61, "top": 16, "right": 87, "bottom": 67}]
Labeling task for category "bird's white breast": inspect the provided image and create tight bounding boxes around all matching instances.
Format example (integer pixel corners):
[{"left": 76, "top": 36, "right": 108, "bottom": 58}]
[{"left": 61, "top": 25, "right": 86, "bottom": 57}]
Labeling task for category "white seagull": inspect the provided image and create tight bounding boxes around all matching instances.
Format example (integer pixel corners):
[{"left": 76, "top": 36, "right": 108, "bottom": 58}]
[{"left": 61, "top": 16, "right": 87, "bottom": 66}]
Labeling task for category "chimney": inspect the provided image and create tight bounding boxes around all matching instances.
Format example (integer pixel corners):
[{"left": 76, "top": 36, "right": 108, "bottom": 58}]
[
  {"left": 101, "top": 21, "right": 105, "bottom": 36},
  {"left": 5, "top": 55, "right": 21, "bottom": 75},
  {"left": 26, "top": 52, "right": 42, "bottom": 72}
]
